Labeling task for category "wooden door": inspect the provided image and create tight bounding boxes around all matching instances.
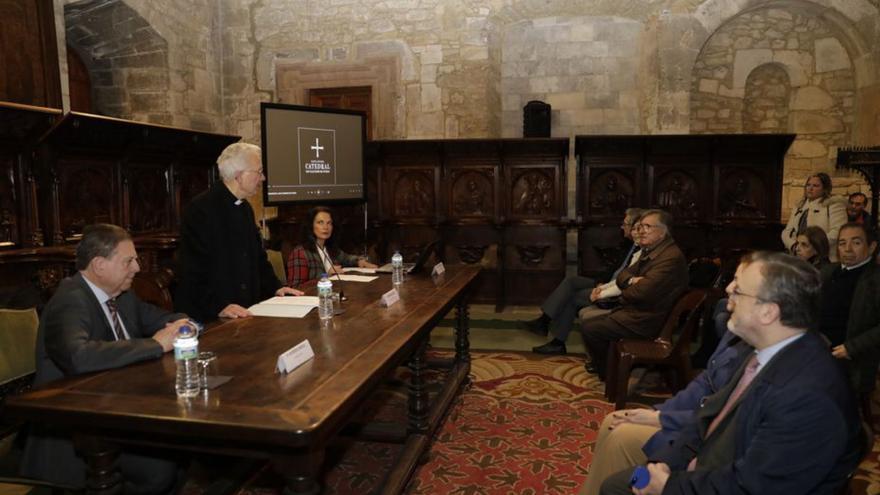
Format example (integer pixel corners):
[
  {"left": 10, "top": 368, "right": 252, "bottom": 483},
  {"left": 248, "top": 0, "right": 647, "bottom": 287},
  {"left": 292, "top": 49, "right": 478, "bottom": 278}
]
[
  {"left": 67, "top": 46, "right": 92, "bottom": 113},
  {"left": 309, "top": 86, "right": 372, "bottom": 140},
  {"left": 0, "top": 0, "right": 61, "bottom": 107}
]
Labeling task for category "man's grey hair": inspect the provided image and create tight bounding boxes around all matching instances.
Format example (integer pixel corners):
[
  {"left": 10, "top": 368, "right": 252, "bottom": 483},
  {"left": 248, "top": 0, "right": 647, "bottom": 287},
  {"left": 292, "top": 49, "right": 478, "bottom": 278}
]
[
  {"left": 217, "top": 142, "right": 261, "bottom": 181},
  {"left": 741, "top": 251, "right": 820, "bottom": 331},
  {"left": 640, "top": 209, "right": 673, "bottom": 234},
  {"left": 625, "top": 208, "right": 644, "bottom": 222},
  {"left": 76, "top": 224, "right": 131, "bottom": 271}
]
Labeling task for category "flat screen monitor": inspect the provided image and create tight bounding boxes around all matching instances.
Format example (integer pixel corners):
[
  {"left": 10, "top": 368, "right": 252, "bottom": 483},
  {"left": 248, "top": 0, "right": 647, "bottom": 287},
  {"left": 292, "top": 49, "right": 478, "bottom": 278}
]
[{"left": 261, "top": 102, "right": 366, "bottom": 205}]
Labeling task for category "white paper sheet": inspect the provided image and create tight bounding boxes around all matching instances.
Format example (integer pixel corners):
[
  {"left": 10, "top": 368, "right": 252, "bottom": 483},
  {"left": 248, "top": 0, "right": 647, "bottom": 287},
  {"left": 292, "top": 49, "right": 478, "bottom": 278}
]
[
  {"left": 248, "top": 295, "right": 318, "bottom": 318},
  {"left": 336, "top": 274, "right": 378, "bottom": 283},
  {"left": 249, "top": 304, "right": 314, "bottom": 318}
]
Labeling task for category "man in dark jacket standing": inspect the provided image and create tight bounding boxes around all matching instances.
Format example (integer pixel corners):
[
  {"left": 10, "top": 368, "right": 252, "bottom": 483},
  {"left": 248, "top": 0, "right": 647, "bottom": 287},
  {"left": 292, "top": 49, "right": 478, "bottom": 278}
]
[
  {"left": 175, "top": 142, "right": 301, "bottom": 322},
  {"left": 821, "top": 222, "right": 880, "bottom": 400}
]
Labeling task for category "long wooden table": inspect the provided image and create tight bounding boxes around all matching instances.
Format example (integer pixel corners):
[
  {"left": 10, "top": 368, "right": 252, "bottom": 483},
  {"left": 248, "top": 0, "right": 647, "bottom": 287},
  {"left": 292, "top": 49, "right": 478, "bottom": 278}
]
[{"left": 5, "top": 266, "right": 480, "bottom": 494}]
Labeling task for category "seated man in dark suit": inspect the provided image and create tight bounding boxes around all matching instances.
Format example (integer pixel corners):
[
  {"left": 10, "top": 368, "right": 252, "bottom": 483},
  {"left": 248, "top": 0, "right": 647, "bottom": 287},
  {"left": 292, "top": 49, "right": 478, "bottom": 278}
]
[
  {"left": 580, "top": 209, "right": 689, "bottom": 378},
  {"left": 602, "top": 251, "right": 862, "bottom": 495},
  {"left": 528, "top": 208, "right": 643, "bottom": 355},
  {"left": 580, "top": 329, "right": 751, "bottom": 495},
  {"left": 20, "top": 224, "right": 189, "bottom": 494}
]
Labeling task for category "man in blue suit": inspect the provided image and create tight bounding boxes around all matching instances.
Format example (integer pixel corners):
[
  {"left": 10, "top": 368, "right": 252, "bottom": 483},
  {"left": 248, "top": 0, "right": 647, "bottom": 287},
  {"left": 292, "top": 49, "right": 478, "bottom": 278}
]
[{"left": 601, "top": 251, "right": 863, "bottom": 494}]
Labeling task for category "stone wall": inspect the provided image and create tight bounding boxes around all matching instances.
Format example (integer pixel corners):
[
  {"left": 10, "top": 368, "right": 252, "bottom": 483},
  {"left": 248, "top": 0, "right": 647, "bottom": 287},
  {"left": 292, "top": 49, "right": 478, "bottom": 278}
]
[
  {"left": 57, "top": 0, "right": 880, "bottom": 221},
  {"left": 59, "top": 0, "right": 223, "bottom": 132},
  {"left": 689, "top": 5, "right": 861, "bottom": 217},
  {"left": 500, "top": 16, "right": 644, "bottom": 137}
]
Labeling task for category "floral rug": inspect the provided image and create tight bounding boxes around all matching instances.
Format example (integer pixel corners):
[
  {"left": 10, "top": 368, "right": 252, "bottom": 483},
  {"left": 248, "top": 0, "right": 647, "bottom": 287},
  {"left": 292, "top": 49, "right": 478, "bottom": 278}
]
[{"left": 184, "top": 350, "right": 880, "bottom": 495}]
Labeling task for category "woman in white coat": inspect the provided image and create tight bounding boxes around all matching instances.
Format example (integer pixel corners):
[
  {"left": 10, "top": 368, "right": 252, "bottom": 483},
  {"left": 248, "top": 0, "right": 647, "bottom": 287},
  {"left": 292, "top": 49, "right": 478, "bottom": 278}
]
[{"left": 782, "top": 172, "right": 847, "bottom": 261}]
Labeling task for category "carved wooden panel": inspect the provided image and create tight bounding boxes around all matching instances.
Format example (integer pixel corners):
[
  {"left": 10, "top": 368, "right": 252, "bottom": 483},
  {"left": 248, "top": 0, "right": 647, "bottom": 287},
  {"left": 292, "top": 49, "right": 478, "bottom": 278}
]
[
  {"left": 576, "top": 134, "right": 793, "bottom": 279},
  {"left": 588, "top": 169, "right": 637, "bottom": 218},
  {"left": 448, "top": 167, "right": 495, "bottom": 219},
  {"left": 717, "top": 167, "right": 767, "bottom": 219},
  {"left": 652, "top": 169, "right": 700, "bottom": 220},
  {"left": 508, "top": 168, "right": 556, "bottom": 219},
  {"left": 126, "top": 163, "right": 170, "bottom": 234},
  {"left": 176, "top": 165, "right": 212, "bottom": 214},
  {"left": 0, "top": 0, "right": 61, "bottom": 107},
  {"left": 388, "top": 168, "right": 435, "bottom": 220},
  {"left": 0, "top": 157, "right": 17, "bottom": 247},
  {"left": 56, "top": 159, "right": 116, "bottom": 240}
]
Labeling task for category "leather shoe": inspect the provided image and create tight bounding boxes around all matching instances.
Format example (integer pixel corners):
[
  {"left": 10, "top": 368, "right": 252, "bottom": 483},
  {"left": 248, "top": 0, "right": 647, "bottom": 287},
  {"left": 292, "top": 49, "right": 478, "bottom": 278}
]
[
  {"left": 532, "top": 341, "right": 567, "bottom": 355},
  {"left": 524, "top": 317, "right": 549, "bottom": 336},
  {"left": 585, "top": 362, "right": 605, "bottom": 380}
]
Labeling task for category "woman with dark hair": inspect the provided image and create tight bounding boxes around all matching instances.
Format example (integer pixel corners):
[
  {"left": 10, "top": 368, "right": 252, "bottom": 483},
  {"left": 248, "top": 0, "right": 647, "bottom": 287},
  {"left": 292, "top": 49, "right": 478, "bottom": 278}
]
[
  {"left": 782, "top": 172, "right": 846, "bottom": 261},
  {"left": 286, "top": 207, "right": 376, "bottom": 288},
  {"left": 794, "top": 225, "right": 831, "bottom": 270}
]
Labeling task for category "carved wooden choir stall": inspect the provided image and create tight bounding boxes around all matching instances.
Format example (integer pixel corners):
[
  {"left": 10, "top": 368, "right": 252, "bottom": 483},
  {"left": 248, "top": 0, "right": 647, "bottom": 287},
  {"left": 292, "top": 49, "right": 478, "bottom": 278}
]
[{"left": 0, "top": 101, "right": 238, "bottom": 308}]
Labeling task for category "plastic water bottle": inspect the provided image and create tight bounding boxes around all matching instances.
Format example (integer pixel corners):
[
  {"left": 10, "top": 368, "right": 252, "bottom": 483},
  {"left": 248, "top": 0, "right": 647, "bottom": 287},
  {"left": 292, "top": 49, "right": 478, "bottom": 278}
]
[
  {"left": 317, "top": 274, "right": 334, "bottom": 321},
  {"left": 391, "top": 251, "right": 404, "bottom": 288},
  {"left": 174, "top": 325, "right": 199, "bottom": 398}
]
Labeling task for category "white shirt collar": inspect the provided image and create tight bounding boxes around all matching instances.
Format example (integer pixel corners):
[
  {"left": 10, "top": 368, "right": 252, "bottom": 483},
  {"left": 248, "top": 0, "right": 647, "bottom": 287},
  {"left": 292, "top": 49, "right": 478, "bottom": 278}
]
[
  {"left": 82, "top": 273, "right": 112, "bottom": 304},
  {"left": 841, "top": 257, "right": 872, "bottom": 271},
  {"left": 755, "top": 332, "right": 804, "bottom": 373}
]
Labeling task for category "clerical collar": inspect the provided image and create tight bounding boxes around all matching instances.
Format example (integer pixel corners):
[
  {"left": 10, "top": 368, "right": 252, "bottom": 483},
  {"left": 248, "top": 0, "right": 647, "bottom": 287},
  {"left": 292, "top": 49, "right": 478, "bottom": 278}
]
[{"left": 842, "top": 257, "right": 872, "bottom": 271}]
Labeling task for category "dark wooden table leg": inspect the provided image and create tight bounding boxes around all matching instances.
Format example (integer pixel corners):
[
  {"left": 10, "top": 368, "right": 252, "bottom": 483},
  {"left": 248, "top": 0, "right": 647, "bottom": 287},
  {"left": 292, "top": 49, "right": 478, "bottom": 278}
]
[
  {"left": 274, "top": 449, "right": 325, "bottom": 495},
  {"left": 408, "top": 337, "right": 430, "bottom": 433},
  {"left": 454, "top": 297, "right": 471, "bottom": 365},
  {"left": 74, "top": 434, "right": 122, "bottom": 495}
]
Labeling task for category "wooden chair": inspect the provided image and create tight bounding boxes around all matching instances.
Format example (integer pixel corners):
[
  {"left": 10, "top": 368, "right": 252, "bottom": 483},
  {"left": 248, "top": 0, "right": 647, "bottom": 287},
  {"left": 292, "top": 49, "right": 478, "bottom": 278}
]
[
  {"left": 687, "top": 257, "right": 721, "bottom": 289},
  {"left": 131, "top": 267, "right": 175, "bottom": 311},
  {"left": 0, "top": 308, "right": 84, "bottom": 493},
  {"left": 604, "top": 289, "right": 708, "bottom": 409}
]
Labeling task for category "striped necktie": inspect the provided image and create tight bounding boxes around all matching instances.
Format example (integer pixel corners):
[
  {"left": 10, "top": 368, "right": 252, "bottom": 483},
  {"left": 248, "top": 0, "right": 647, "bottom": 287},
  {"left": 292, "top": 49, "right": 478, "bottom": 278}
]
[{"left": 105, "top": 298, "right": 125, "bottom": 341}]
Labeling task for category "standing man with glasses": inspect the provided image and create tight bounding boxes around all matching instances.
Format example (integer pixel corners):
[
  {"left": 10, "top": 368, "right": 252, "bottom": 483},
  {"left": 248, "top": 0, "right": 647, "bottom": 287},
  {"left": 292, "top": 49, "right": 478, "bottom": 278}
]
[
  {"left": 20, "top": 223, "right": 188, "bottom": 493},
  {"left": 580, "top": 209, "right": 688, "bottom": 378},
  {"left": 175, "top": 142, "right": 302, "bottom": 322},
  {"left": 528, "top": 208, "right": 643, "bottom": 355}
]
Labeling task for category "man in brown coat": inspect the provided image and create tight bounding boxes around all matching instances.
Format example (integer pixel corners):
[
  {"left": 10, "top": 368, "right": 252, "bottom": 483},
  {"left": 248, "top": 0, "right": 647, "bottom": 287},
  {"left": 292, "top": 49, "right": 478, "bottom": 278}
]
[{"left": 581, "top": 209, "right": 689, "bottom": 379}]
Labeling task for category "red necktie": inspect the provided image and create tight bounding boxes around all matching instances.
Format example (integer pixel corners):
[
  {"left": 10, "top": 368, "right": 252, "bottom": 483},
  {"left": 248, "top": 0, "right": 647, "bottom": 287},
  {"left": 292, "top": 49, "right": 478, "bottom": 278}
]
[
  {"left": 688, "top": 354, "right": 760, "bottom": 471},
  {"left": 105, "top": 298, "right": 125, "bottom": 340}
]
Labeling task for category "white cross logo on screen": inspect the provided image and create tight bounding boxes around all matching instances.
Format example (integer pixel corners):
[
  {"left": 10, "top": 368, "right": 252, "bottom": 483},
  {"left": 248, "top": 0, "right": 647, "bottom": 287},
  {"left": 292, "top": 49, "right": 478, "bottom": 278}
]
[{"left": 311, "top": 138, "right": 324, "bottom": 158}]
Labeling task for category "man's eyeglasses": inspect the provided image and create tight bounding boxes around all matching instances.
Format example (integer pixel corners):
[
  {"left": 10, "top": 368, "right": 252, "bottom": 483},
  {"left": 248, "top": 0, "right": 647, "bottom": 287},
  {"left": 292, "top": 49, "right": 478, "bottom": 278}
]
[
  {"left": 636, "top": 223, "right": 659, "bottom": 231},
  {"left": 731, "top": 287, "right": 768, "bottom": 303}
]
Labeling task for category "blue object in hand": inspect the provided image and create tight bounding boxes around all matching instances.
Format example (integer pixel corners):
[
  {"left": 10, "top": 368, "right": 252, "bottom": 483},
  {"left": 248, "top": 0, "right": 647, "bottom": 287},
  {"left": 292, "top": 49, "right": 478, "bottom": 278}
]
[{"left": 630, "top": 465, "right": 650, "bottom": 489}]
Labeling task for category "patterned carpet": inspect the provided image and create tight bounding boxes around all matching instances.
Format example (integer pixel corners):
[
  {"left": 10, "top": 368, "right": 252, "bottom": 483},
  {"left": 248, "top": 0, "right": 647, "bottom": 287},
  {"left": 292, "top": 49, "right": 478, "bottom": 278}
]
[{"left": 189, "top": 349, "right": 880, "bottom": 495}]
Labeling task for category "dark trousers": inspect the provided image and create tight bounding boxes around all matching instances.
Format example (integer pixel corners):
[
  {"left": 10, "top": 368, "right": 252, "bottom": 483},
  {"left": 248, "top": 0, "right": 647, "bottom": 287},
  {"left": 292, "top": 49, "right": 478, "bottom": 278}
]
[
  {"left": 599, "top": 466, "right": 640, "bottom": 495},
  {"left": 541, "top": 275, "right": 596, "bottom": 340},
  {"left": 580, "top": 315, "right": 642, "bottom": 378}
]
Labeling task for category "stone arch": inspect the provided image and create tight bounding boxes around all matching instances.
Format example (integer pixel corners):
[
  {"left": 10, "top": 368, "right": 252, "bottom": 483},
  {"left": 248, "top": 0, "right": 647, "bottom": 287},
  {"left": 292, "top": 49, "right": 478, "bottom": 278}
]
[
  {"left": 694, "top": 0, "right": 876, "bottom": 57},
  {"left": 64, "top": 0, "right": 170, "bottom": 124},
  {"left": 689, "top": 3, "right": 860, "bottom": 220}
]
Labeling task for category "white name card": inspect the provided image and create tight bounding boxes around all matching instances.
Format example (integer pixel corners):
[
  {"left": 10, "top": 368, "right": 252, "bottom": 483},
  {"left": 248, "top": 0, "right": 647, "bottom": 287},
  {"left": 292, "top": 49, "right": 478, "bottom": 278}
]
[
  {"left": 276, "top": 340, "right": 315, "bottom": 374},
  {"left": 431, "top": 262, "right": 446, "bottom": 276},
  {"left": 381, "top": 288, "right": 400, "bottom": 307}
]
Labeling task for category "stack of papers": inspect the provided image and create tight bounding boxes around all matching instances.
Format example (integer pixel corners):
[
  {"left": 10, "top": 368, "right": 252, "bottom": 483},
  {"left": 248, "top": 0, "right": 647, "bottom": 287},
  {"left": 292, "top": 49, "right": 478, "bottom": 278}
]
[
  {"left": 249, "top": 296, "right": 319, "bottom": 318},
  {"left": 342, "top": 267, "right": 377, "bottom": 274}
]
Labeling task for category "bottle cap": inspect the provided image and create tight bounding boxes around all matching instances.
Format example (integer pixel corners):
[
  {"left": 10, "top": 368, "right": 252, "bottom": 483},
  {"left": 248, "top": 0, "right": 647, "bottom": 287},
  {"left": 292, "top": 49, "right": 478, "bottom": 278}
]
[{"left": 630, "top": 466, "right": 650, "bottom": 489}]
